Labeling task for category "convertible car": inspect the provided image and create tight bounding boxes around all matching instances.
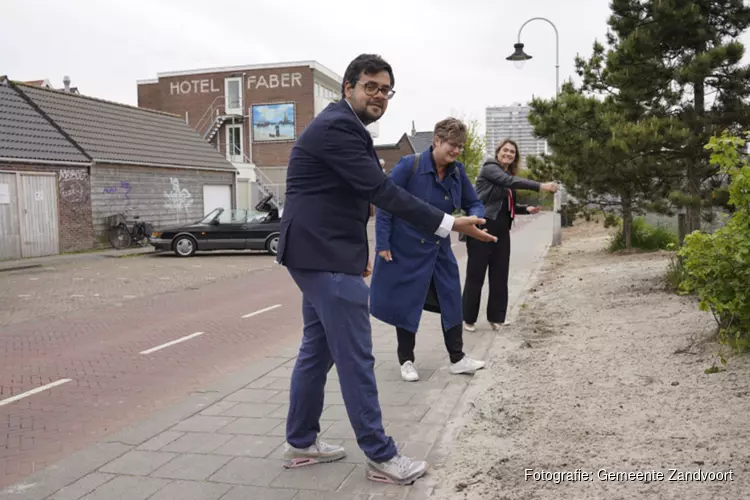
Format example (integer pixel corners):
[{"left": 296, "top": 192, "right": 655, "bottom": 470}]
[{"left": 149, "top": 195, "right": 281, "bottom": 257}]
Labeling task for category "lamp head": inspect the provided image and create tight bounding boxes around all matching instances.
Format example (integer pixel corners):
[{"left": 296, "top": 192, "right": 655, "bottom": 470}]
[{"left": 506, "top": 42, "right": 532, "bottom": 69}]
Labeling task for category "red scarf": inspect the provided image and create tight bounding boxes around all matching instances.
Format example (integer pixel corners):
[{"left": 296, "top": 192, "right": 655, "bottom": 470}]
[{"left": 508, "top": 189, "right": 515, "bottom": 218}]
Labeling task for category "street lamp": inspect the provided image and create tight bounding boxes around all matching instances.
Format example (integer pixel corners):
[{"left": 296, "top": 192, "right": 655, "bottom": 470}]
[
  {"left": 506, "top": 17, "right": 560, "bottom": 95},
  {"left": 506, "top": 17, "right": 563, "bottom": 245}
]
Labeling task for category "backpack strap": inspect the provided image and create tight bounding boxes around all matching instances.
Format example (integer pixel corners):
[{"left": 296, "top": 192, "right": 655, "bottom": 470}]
[{"left": 407, "top": 152, "right": 421, "bottom": 183}]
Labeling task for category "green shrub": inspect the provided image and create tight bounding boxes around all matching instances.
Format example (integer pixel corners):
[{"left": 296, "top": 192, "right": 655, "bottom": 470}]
[
  {"left": 603, "top": 212, "right": 620, "bottom": 228},
  {"left": 664, "top": 248, "right": 686, "bottom": 292},
  {"left": 608, "top": 217, "right": 678, "bottom": 252},
  {"left": 678, "top": 132, "right": 750, "bottom": 353}
]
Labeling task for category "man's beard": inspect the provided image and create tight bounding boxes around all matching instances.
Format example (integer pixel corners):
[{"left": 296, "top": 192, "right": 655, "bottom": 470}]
[{"left": 355, "top": 103, "right": 383, "bottom": 126}]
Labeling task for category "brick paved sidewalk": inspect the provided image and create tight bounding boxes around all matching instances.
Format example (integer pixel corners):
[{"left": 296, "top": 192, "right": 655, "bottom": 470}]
[{"left": 0, "top": 214, "right": 553, "bottom": 500}]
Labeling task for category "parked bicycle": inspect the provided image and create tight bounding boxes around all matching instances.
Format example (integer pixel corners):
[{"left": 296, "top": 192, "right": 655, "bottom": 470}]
[{"left": 108, "top": 208, "right": 153, "bottom": 249}]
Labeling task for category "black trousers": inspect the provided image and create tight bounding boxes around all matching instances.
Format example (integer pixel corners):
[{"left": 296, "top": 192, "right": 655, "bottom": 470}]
[
  {"left": 462, "top": 215, "right": 511, "bottom": 324},
  {"left": 396, "top": 280, "right": 465, "bottom": 365},
  {"left": 397, "top": 324, "right": 464, "bottom": 365}
]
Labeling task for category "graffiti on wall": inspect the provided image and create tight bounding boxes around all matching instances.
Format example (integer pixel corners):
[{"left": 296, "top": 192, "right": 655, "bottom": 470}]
[
  {"left": 59, "top": 169, "right": 89, "bottom": 204},
  {"left": 102, "top": 181, "right": 132, "bottom": 208},
  {"left": 164, "top": 177, "right": 193, "bottom": 216}
]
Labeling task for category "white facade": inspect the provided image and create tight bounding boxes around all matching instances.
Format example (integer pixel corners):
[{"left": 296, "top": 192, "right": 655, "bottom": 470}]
[{"left": 485, "top": 103, "right": 547, "bottom": 167}]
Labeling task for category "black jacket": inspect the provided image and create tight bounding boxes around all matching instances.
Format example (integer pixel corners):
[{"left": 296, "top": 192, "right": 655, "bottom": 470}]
[
  {"left": 276, "top": 99, "right": 447, "bottom": 275},
  {"left": 475, "top": 160, "right": 541, "bottom": 221}
]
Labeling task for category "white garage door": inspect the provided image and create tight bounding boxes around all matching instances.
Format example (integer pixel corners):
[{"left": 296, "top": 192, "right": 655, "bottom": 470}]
[{"left": 203, "top": 185, "right": 232, "bottom": 215}]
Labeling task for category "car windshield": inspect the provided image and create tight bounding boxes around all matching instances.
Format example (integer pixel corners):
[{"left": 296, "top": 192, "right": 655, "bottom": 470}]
[
  {"left": 200, "top": 208, "right": 222, "bottom": 224},
  {"left": 245, "top": 210, "right": 269, "bottom": 223}
]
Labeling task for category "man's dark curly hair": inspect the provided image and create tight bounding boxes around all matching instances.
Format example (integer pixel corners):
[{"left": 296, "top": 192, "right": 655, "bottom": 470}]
[{"left": 341, "top": 54, "right": 395, "bottom": 98}]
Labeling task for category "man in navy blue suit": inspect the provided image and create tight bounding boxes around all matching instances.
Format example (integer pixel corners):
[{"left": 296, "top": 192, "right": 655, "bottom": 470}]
[{"left": 276, "top": 54, "right": 496, "bottom": 485}]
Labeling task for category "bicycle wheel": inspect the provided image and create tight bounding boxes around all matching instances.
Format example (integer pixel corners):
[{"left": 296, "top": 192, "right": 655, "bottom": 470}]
[{"left": 109, "top": 225, "right": 131, "bottom": 249}]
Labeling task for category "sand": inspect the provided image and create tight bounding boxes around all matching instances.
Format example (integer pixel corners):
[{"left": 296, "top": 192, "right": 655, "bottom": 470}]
[{"left": 431, "top": 220, "right": 750, "bottom": 500}]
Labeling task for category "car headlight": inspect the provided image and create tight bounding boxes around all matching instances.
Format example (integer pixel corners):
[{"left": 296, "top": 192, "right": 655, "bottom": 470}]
[{"left": 151, "top": 232, "right": 162, "bottom": 238}]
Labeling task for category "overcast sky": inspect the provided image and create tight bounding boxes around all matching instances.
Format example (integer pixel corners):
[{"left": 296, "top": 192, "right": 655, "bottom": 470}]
[{"left": 5, "top": 0, "right": 749, "bottom": 145}]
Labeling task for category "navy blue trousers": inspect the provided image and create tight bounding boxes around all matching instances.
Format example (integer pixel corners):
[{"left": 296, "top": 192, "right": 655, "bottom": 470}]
[{"left": 285, "top": 268, "right": 398, "bottom": 463}]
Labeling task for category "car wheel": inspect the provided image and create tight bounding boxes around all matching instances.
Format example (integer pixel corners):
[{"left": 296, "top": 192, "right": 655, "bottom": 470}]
[
  {"left": 266, "top": 234, "right": 279, "bottom": 256},
  {"left": 173, "top": 235, "right": 196, "bottom": 257}
]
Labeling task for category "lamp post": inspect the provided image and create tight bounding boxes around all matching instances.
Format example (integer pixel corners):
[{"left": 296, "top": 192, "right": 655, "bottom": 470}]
[
  {"left": 506, "top": 17, "right": 562, "bottom": 245},
  {"left": 505, "top": 17, "right": 560, "bottom": 95}
]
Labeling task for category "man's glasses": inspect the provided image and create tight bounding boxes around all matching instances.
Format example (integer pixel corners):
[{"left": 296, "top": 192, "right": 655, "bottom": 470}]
[{"left": 357, "top": 81, "right": 396, "bottom": 99}]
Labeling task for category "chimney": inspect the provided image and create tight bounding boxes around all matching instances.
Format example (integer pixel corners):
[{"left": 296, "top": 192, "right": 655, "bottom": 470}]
[
  {"left": 411, "top": 120, "right": 416, "bottom": 136},
  {"left": 63, "top": 75, "right": 71, "bottom": 92}
]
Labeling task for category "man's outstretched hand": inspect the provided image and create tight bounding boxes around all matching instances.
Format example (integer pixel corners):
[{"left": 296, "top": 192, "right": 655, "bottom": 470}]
[{"left": 452, "top": 216, "right": 497, "bottom": 243}]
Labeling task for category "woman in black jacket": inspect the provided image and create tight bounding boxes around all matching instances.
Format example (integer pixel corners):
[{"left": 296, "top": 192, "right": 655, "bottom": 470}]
[{"left": 462, "top": 139, "right": 558, "bottom": 331}]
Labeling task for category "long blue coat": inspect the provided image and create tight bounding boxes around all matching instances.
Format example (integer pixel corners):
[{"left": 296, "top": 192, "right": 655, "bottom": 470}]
[{"left": 369, "top": 149, "right": 484, "bottom": 332}]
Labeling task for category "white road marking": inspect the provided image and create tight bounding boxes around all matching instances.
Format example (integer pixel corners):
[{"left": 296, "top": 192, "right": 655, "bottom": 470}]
[
  {"left": 140, "top": 332, "right": 205, "bottom": 355},
  {"left": 242, "top": 304, "right": 282, "bottom": 319},
  {"left": 0, "top": 379, "right": 72, "bottom": 407},
  {"left": 70, "top": 294, "right": 84, "bottom": 298},
  {"left": 17, "top": 294, "right": 31, "bottom": 298},
  {"left": 123, "top": 295, "right": 136, "bottom": 299},
  {"left": 29, "top": 278, "right": 39, "bottom": 281}
]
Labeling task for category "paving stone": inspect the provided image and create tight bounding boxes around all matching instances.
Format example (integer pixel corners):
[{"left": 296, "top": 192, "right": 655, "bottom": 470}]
[
  {"left": 199, "top": 401, "right": 239, "bottom": 416},
  {"left": 216, "top": 417, "right": 284, "bottom": 435},
  {"left": 270, "top": 462, "right": 356, "bottom": 491},
  {"left": 208, "top": 457, "right": 284, "bottom": 486},
  {"left": 220, "top": 403, "right": 283, "bottom": 418},
  {"left": 337, "top": 465, "right": 410, "bottom": 496},
  {"left": 151, "top": 453, "right": 232, "bottom": 481},
  {"left": 79, "top": 476, "right": 170, "bottom": 500},
  {"left": 267, "top": 404, "right": 290, "bottom": 418},
  {"left": 160, "top": 432, "right": 233, "bottom": 453},
  {"left": 320, "top": 405, "right": 350, "bottom": 420},
  {"left": 137, "top": 431, "right": 185, "bottom": 451},
  {"left": 400, "top": 442, "right": 433, "bottom": 461},
  {"left": 265, "top": 378, "right": 294, "bottom": 391},
  {"left": 320, "top": 420, "right": 357, "bottom": 440},
  {"left": 48, "top": 473, "right": 115, "bottom": 500},
  {"left": 98, "top": 450, "right": 177, "bottom": 476},
  {"left": 172, "top": 416, "right": 235, "bottom": 433},
  {"left": 380, "top": 405, "right": 431, "bottom": 422},
  {"left": 148, "top": 480, "right": 230, "bottom": 500},
  {"left": 293, "top": 492, "right": 373, "bottom": 500},
  {"left": 385, "top": 422, "right": 444, "bottom": 443},
  {"left": 220, "top": 485, "right": 299, "bottom": 500},
  {"left": 265, "top": 366, "right": 294, "bottom": 379},
  {"left": 213, "top": 435, "right": 285, "bottom": 458},
  {"left": 375, "top": 391, "right": 415, "bottom": 406},
  {"left": 244, "top": 377, "right": 277, "bottom": 389},
  {"left": 225, "top": 389, "right": 280, "bottom": 403}
]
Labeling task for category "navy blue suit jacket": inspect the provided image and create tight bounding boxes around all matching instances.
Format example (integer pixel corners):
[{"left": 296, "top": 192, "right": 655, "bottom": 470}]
[{"left": 276, "top": 99, "right": 447, "bottom": 275}]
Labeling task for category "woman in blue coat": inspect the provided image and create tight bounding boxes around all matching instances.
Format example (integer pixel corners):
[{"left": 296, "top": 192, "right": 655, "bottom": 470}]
[{"left": 370, "top": 118, "right": 487, "bottom": 382}]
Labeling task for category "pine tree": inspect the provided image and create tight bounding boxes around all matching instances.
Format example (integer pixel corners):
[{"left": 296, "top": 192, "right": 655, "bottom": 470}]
[{"left": 592, "top": 0, "right": 750, "bottom": 232}]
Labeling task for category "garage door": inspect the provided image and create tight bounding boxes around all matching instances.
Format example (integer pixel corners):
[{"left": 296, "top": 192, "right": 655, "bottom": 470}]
[{"left": 203, "top": 185, "right": 232, "bottom": 216}]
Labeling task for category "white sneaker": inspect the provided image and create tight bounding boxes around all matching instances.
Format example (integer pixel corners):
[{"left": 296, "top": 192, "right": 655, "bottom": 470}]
[
  {"left": 283, "top": 439, "right": 346, "bottom": 468},
  {"left": 400, "top": 361, "right": 419, "bottom": 382},
  {"left": 450, "top": 356, "right": 486, "bottom": 375},
  {"left": 464, "top": 323, "right": 476, "bottom": 332},
  {"left": 490, "top": 321, "right": 510, "bottom": 330},
  {"left": 366, "top": 454, "right": 428, "bottom": 485}
]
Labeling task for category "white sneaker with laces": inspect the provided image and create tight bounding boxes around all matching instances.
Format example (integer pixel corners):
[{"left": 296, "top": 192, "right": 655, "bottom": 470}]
[
  {"left": 366, "top": 453, "right": 428, "bottom": 485},
  {"left": 464, "top": 323, "right": 476, "bottom": 332},
  {"left": 450, "top": 356, "right": 486, "bottom": 375},
  {"left": 400, "top": 361, "right": 419, "bottom": 382},
  {"left": 283, "top": 439, "right": 346, "bottom": 468}
]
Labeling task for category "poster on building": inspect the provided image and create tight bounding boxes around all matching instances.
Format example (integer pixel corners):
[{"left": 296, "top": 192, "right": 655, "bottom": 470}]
[{"left": 252, "top": 102, "right": 295, "bottom": 142}]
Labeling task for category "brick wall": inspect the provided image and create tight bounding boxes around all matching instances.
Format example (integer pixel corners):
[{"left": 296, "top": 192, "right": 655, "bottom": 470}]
[
  {"left": 0, "top": 162, "right": 94, "bottom": 253},
  {"left": 375, "top": 133, "right": 415, "bottom": 174},
  {"left": 137, "top": 66, "right": 315, "bottom": 167}
]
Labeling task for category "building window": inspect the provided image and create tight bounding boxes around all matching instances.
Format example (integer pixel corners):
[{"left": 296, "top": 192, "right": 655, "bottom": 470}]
[{"left": 226, "top": 124, "right": 243, "bottom": 162}]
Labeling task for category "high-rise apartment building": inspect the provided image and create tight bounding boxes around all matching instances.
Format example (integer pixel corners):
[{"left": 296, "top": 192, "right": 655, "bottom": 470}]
[{"left": 485, "top": 103, "right": 547, "bottom": 168}]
